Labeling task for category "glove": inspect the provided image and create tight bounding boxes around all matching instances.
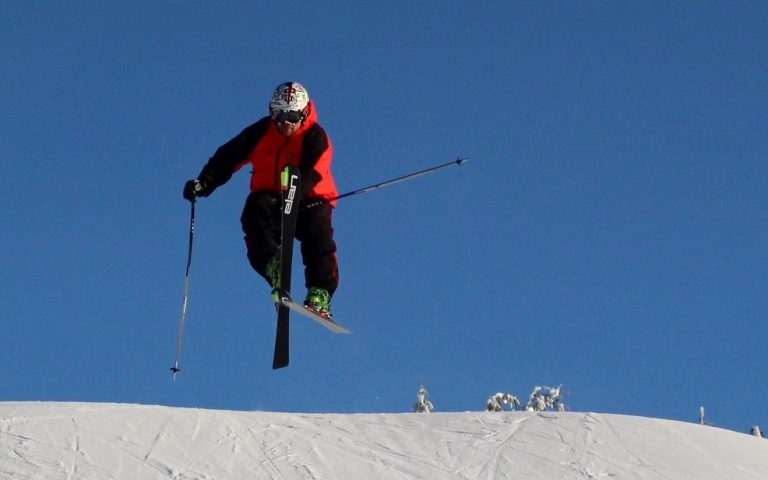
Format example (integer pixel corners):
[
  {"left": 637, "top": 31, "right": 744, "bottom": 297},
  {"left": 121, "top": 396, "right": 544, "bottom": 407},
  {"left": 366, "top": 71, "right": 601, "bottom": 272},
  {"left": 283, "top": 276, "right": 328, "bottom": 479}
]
[{"left": 183, "top": 179, "right": 208, "bottom": 202}]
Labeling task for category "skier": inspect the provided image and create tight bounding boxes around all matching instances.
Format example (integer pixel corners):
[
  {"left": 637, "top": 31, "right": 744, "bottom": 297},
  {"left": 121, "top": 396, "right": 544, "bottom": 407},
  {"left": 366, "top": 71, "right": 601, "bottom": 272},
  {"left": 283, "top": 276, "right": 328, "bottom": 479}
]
[{"left": 183, "top": 82, "right": 339, "bottom": 319}]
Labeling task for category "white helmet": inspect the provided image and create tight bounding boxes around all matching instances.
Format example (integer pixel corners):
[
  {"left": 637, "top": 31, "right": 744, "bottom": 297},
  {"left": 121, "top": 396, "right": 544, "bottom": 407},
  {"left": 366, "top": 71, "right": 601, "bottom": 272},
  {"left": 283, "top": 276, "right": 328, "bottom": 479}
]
[{"left": 269, "top": 82, "right": 309, "bottom": 116}]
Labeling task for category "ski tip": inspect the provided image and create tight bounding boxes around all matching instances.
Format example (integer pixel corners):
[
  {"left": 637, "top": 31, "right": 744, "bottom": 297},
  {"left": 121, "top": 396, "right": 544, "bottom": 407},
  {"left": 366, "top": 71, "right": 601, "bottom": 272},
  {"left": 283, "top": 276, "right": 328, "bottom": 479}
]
[
  {"left": 170, "top": 366, "right": 180, "bottom": 381},
  {"left": 456, "top": 156, "right": 470, "bottom": 165}
]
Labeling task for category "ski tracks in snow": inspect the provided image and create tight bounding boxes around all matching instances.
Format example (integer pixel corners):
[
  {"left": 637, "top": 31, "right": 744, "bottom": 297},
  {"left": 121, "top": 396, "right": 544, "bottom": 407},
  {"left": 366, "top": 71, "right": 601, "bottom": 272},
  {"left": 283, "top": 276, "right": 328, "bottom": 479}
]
[
  {"left": 449, "top": 413, "right": 529, "bottom": 479},
  {"left": 3, "top": 403, "right": 768, "bottom": 479},
  {"left": 66, "top": 416, "right": 80, "bottom": 480}
]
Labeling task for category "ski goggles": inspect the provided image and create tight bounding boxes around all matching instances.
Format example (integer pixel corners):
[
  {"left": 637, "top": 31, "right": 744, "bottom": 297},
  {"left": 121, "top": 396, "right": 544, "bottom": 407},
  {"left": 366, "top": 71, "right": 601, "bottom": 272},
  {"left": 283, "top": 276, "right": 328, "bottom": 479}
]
[{"left": 271, "top": 109, "right": 305, "bottom": 125}]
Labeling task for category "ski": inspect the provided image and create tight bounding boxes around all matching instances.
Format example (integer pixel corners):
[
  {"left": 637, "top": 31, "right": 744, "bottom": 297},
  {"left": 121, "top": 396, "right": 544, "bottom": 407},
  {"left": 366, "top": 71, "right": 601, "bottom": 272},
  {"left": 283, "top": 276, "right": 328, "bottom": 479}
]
[
  {"left": 278, "top": 293, "right": 351, "bottom": 334},
  {"left": 272, "top": 164, "right": 301, "bottom": 369}
]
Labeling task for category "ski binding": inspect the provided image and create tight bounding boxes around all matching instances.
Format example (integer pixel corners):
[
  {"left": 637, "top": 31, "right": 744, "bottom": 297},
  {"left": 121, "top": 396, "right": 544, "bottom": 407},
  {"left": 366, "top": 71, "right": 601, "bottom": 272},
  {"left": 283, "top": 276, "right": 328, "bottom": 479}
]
[{"left": 277, "top": 292, "right": 351, "bottom": 334}]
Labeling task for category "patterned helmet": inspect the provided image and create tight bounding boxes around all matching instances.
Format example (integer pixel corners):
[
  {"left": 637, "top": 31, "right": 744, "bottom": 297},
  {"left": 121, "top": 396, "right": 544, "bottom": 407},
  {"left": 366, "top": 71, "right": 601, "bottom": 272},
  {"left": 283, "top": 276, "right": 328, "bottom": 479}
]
[{"left": 269, "top": 82, "right": 310, "bottom": 122}]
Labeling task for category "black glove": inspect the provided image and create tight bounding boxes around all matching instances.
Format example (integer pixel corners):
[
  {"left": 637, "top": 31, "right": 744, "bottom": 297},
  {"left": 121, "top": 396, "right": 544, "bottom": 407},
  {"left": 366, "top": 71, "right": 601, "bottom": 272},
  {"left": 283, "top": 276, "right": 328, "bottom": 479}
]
[{"left": 183, "top": 179, "right": 208, "bottom": 202}]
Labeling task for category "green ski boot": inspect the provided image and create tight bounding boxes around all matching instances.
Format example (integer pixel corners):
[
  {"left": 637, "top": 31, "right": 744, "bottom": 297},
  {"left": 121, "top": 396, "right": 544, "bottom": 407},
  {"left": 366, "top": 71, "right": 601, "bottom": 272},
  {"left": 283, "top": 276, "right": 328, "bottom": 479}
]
[
  {"left": 266, "top": 254, "right": 280, "bottom": 303},
  {"left": 304, "top": 287, "right": 333, "bottom": 320}
]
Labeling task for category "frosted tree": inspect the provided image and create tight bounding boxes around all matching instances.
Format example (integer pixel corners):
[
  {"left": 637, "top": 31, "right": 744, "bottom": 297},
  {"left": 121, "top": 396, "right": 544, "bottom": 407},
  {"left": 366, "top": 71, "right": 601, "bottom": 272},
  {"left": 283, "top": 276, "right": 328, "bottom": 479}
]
[
  {"left": 486, "top": 393, "right": 521, "bottom": 412},
  {"left": 526, "top": 385, "right": 566, "bottom": 412},
  {"left": 413, "top": 385, "right": 434, "bottom": 413}
]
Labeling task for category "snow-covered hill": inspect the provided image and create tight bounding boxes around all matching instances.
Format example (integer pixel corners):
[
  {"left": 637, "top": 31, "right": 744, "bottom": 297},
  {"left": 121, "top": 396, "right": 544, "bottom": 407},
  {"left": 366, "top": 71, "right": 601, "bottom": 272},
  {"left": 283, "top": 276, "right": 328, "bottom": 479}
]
[{"left": 1, "top": 403, "right": 766, "bottom": 479}]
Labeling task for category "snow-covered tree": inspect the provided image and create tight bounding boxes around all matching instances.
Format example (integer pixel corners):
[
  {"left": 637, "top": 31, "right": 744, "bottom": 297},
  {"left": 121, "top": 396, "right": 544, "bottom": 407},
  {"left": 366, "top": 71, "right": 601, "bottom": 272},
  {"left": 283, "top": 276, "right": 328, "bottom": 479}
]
[
  {"left": 413, "top": 385, "right": 434, "bottom": 413},
  {"left": 486, "top": 393, "right": 521, "bottom": 412},
  {"left": 526, "top": 385, "right": 566, "bottom": 412}
]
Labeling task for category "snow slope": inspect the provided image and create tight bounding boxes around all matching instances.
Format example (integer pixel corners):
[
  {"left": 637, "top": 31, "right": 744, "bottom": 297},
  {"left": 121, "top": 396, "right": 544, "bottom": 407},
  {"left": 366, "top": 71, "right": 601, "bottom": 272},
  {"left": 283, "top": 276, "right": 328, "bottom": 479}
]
[{"left": 1, "top": 402, "right": 767, "bottom": 479}]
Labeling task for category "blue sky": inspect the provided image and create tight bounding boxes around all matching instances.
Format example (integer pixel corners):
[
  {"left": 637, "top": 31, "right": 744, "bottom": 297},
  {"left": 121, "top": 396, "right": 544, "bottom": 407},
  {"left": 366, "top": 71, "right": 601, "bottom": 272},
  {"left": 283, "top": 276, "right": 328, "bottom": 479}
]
[{"left": 2, "top": 2, "right": 766, "bottom": 433}]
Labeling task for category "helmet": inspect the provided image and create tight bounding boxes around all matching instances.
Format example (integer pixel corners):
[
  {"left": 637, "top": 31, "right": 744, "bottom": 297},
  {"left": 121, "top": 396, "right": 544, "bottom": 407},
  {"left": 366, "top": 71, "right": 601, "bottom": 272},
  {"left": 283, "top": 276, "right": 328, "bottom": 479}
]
[{"left": 269, "top": 82, "right": 310, "bottom": 118}]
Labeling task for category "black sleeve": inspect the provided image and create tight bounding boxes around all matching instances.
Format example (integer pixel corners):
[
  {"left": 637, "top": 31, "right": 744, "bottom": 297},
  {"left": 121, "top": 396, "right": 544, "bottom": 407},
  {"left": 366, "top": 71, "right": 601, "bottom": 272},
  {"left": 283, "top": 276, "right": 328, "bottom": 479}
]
[
  {"left": 299, "top": 124, "right": 329, "bottom": 196},
  {"left": 197, "top": 117, "right": 271, "bottom": 194}
]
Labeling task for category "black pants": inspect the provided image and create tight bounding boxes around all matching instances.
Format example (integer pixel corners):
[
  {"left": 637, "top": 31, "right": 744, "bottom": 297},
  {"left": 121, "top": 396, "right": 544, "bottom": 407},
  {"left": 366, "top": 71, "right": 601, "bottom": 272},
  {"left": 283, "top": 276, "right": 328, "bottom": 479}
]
[{"left": 241, "top": 191, "right": 339, "bottom": 295}]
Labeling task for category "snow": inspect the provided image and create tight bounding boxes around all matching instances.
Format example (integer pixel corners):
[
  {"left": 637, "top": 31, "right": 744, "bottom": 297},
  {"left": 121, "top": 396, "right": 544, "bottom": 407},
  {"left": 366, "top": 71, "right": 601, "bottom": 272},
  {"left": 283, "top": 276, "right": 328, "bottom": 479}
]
[{"left": 1, "top": 402, "right": 767, "bottom": 479}]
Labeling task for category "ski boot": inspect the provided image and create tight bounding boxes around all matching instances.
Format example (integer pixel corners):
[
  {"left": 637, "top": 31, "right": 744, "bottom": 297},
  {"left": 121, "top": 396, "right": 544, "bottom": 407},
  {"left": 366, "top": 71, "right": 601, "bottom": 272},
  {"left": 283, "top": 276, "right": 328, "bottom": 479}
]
[
  {"left": 304, "top": 287, "right": 333, "bottom": 321},
  {"left": 266, "top": 254, "right": 280, "bottom": 303}
]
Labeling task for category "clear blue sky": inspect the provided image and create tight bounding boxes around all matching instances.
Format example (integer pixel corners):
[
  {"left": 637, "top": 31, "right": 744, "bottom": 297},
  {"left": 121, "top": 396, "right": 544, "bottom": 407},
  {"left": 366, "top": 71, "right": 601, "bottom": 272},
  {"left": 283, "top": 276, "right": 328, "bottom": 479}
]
[{"left": 2, "top": 2, "right": 766, "bottom": 433}]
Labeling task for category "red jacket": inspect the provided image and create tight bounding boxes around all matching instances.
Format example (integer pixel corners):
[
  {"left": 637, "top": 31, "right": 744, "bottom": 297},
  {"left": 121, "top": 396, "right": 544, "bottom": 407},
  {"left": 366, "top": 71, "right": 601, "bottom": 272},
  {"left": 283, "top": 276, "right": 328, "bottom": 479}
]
[{"left": 199, "top": 100, "right": 338, "bottom": 205}]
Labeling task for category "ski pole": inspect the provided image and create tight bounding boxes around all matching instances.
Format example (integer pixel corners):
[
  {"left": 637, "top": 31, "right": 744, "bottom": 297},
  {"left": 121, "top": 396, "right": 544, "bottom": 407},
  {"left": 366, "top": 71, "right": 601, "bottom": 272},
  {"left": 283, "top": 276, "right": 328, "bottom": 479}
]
[
  {"left": 301, "top": 156, "right": 469, "bottom": 210},
  {"left": 171, "top": 199, "right": 196, "bottom": 380}
]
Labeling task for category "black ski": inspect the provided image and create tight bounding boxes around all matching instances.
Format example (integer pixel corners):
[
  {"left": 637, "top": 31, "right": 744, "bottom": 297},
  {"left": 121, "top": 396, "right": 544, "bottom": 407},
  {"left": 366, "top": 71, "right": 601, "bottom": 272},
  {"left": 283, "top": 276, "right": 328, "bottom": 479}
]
[{"left": 272, "top": 164, "right": 301, "bottom": 369}]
